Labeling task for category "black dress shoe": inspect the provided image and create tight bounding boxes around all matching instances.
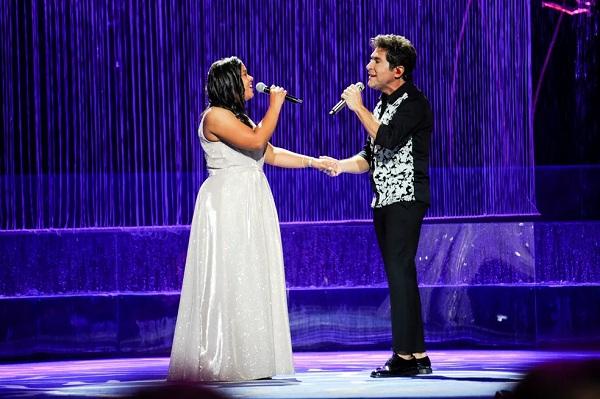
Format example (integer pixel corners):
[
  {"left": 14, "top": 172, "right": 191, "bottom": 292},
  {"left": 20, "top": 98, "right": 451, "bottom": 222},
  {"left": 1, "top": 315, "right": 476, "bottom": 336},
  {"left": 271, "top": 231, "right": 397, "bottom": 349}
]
[
  {"left": 370, "top": 355, "right": 419, "bottom": 378},
  {"left": 415, "top": 356, "right": 432, "bottom": 374}
]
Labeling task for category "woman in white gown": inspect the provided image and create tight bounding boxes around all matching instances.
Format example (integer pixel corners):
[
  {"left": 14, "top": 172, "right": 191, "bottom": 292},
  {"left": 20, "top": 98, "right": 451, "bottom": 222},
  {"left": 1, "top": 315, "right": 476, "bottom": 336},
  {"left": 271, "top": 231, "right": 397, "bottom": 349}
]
[{"left": 168, "top": 57, "right": 330, "bottom": 382}]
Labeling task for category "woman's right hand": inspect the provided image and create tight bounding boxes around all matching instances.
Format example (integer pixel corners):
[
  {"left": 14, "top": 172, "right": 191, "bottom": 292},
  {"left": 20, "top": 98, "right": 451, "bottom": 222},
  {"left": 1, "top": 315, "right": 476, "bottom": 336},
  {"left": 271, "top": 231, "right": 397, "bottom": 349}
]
[{"left": 269, "top": 85, "right": 287, "bottom": 109}]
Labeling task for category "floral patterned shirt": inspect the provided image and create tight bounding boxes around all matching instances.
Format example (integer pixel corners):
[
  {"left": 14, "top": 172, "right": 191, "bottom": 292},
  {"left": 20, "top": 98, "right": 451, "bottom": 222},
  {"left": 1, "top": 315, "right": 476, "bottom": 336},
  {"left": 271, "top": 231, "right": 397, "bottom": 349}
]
[{"left": 358, "top": 81, "right": 433, "bottom": 208}]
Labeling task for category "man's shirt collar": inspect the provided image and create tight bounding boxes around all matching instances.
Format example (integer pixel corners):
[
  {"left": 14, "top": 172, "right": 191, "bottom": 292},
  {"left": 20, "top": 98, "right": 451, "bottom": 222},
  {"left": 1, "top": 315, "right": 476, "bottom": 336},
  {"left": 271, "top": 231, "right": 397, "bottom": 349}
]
[{"left": 380, "top": 81, "right": 413, "bottom": 104}]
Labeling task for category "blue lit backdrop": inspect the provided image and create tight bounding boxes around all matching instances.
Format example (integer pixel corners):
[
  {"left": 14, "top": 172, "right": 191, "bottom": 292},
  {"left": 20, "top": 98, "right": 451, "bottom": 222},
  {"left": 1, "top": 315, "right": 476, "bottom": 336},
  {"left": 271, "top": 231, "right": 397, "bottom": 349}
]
[{"left": 0, "top": 0, "right": 536, "bottom": 229}]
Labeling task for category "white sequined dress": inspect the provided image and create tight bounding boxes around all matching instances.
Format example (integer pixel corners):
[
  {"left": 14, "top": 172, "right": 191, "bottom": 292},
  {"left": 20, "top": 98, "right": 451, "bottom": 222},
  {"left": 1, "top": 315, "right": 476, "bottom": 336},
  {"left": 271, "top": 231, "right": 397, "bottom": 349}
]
[{"left": 167, "top": 116, "right": 294, "bottom": 382}]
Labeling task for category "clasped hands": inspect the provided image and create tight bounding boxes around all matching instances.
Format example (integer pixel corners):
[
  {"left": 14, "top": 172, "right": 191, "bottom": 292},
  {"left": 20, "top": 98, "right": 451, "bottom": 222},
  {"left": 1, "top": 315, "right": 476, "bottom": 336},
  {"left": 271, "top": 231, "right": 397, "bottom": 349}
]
[{"left": 311, "top": 156, "right": 342, "bottom": 177}]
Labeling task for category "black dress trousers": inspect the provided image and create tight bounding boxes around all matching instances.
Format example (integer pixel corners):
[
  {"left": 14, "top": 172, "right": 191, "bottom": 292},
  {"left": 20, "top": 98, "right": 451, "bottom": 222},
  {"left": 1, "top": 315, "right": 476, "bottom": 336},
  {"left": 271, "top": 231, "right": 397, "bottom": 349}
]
[{"left": 373, "top": 200, "right": 428, "bottom": 354}]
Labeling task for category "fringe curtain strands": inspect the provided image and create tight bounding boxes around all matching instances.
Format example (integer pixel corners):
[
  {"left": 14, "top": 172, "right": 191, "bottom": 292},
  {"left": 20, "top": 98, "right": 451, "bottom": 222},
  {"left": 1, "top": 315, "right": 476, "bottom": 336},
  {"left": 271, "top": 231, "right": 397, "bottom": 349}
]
[
  {"left": 532, "top": 2, "right": 600, "bottom": 166},
  {"left": 0, "top": 0, "right": 535, "bottom": 229}
]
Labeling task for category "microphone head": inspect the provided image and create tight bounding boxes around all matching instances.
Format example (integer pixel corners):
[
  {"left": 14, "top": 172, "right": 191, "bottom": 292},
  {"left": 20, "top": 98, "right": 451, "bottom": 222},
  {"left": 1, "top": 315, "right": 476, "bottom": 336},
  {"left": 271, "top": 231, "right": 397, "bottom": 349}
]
[
  {"left": 256, "top": 82, "right": 268, "bottom": 93},
  {"left": 356, "top": 82, "right": 365, "bottom": 91}
]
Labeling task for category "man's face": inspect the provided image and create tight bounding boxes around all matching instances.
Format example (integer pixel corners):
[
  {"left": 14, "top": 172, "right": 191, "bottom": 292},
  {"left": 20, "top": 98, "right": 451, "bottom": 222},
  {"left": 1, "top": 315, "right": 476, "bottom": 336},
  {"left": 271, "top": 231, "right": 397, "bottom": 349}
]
[
  {"left": 365, "top": 47, "right": 403, "bottom": 94},
  {"left": 241, "top": 64, "right": 254, "bottom": 101}
]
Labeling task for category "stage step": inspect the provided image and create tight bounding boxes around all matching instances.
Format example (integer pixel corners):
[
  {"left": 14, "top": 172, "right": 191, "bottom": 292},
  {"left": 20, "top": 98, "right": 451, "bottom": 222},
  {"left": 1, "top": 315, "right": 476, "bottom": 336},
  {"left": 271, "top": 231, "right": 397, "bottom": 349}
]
[
  {"left": 1, "top": 285, "right": 599, "bottom": 358},
  {"left": 2, "top": 222, "right": 599, "bottom": 296},
  {"left": 1, "top": 221, "right": 599, "bottom": 358}
]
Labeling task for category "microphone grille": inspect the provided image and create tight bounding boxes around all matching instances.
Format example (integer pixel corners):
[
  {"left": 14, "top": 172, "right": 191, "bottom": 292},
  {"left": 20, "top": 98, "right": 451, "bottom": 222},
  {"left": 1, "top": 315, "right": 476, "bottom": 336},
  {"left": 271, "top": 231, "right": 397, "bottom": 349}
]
[
  {"left": 256, "top": 82, "right": 267, "bottom": 93},
  {"left": 356, "top": 82, "right": 365, "bottom": 91}
]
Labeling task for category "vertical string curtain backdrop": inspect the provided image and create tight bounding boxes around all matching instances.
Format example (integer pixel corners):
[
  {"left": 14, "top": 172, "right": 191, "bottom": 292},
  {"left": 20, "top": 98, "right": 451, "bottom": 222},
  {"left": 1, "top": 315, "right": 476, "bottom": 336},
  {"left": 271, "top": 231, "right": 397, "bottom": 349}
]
[{"left": 0, "top": 0, "right": 536, "bottom": 229}]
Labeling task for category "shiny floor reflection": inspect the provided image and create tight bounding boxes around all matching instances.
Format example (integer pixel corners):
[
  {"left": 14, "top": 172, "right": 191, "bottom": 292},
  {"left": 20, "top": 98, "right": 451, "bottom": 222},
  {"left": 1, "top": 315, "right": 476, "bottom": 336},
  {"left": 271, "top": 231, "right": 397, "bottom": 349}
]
[{"left": 1, "top": 350, "right": 599, "bottom": 398}]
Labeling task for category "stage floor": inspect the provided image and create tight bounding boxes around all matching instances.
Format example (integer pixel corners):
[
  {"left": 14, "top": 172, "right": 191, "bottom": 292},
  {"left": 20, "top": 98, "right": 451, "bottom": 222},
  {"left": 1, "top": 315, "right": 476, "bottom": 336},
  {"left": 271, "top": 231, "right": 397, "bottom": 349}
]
[{"left": 1, "top": 350, "right": 599, "bottom": 398}]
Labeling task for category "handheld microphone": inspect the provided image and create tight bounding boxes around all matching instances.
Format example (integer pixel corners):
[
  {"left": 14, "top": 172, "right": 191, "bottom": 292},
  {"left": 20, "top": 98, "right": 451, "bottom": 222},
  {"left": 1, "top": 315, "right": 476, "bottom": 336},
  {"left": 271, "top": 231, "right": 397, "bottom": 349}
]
[
  {"left": 256, "top": 82, "right": 303, "bottom": 104},
  {"left": 329, "top": 82, "right": 365, "bottom": 115}
]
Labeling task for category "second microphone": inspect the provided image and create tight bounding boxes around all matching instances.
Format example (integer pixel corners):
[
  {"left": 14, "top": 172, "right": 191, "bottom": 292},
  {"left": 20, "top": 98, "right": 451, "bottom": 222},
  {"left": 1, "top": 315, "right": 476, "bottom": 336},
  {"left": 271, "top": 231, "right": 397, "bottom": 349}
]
[
  {"left": 256, "top": 82, "right": 303, "bottom": 104},
  {"left": 329, "top": 82, "right": 365, "bottom": 115}
]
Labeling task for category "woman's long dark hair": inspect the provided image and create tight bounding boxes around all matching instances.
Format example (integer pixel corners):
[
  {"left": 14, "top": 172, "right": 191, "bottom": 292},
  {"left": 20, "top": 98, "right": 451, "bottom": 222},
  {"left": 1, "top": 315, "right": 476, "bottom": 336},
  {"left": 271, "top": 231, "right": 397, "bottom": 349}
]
[{"left": 206, "top": 56, "right": 252, "bottom": 127}]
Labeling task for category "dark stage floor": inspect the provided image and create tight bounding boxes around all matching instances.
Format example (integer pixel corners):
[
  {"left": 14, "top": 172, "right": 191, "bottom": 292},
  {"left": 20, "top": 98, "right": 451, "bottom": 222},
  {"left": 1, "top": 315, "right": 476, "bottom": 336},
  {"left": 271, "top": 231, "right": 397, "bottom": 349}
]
[{"left": 2, "top": 350, "right": 600, "bottom": 398}]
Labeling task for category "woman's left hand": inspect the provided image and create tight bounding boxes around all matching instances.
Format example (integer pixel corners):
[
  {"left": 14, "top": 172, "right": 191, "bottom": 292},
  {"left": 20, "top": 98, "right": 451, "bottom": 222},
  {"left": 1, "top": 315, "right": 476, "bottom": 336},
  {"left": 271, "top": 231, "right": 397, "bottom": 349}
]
[{"left": 310, "top": 157, "right": 341, "bottom": 176}]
